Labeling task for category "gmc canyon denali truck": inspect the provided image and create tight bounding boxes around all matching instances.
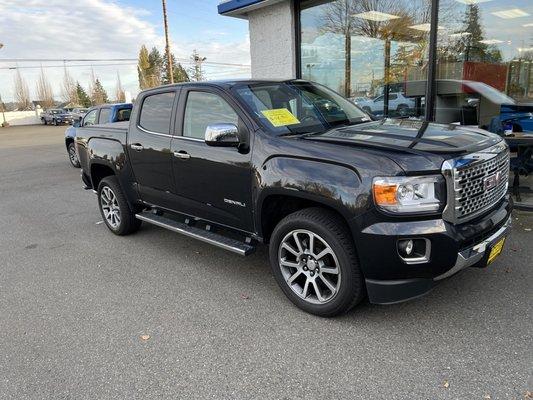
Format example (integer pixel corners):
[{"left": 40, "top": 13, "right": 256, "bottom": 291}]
[{"left": 75, "top": 80, "right": 512, "bottom": 317}]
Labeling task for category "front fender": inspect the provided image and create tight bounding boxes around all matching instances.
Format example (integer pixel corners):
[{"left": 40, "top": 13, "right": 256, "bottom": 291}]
[{"left": 256, "top": 156, "right": 372, "bottom": 234}]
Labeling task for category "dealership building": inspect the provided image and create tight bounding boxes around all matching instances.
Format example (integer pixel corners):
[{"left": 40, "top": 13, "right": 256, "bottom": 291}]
[{"left": 219, "top": 0, "right": 532, "bottom": 128}]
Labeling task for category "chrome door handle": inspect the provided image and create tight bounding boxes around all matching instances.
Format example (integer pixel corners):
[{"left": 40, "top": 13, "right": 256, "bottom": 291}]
[
  {"left": 131, "top": 144, "right": 144, "bottom": 151},
  {"left": 173, "top": 151, "right": 190, "bottom": 160}
]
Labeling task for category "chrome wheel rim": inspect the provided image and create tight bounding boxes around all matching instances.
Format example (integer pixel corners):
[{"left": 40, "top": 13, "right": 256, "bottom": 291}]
[
  {"left": 278, "top": 229, "right": 341, "bottom": 305},
  {"left": 68, "top": 146, "right": 78, "bottom": 165},
  {"left": 100, "top": 186, "right": 121, "bottom": 229}
]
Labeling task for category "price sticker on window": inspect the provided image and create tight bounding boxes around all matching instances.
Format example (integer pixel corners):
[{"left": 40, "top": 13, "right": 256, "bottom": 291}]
[{"left": 261, "top": 108, "right": 300, "bottom": 127}]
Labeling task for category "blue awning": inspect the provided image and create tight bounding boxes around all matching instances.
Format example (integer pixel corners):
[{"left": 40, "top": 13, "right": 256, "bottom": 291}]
[{"left": 218, "top": 0, "right": 283, "bottom": 18}]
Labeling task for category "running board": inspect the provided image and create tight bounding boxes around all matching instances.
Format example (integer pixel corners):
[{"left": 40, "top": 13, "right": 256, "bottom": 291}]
[{"left": 135, "top": 212, "right": 255, "bottom": 256}]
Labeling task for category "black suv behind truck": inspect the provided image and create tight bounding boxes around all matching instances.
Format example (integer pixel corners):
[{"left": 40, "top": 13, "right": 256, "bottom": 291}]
[{"left": 75, "top": 80, "right": 512, "bottom": 317}]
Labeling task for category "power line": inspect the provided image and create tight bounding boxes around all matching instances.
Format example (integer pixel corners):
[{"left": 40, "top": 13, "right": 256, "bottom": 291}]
[{"left": 0, "top": 58, "right": 251, "bottom": 68}]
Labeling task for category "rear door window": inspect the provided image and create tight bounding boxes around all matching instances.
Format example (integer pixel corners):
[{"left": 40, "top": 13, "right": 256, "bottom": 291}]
[
  {"left": 139, "top": 92, "right": 175, "bottom": 134},
  {"left": 98, "top": 108, "right": 111, "bottom": 124}
]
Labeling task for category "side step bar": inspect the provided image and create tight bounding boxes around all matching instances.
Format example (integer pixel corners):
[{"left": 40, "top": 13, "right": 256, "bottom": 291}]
[{"left": 135, "top": 211, "right": 255, "bottom": 256}]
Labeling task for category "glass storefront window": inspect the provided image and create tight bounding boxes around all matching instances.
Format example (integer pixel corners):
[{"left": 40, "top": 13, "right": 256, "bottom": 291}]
[
  {"left": 434, "top": 0, "right": 532, "bottom": 132},
  {"left": 300, "top": 0, "right": 432, "bottom": 118}
]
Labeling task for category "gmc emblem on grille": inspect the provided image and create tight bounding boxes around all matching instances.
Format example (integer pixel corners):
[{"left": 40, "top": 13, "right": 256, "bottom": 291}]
[{"left": 484, "top": 171, "right": 503, "bottom": 190}]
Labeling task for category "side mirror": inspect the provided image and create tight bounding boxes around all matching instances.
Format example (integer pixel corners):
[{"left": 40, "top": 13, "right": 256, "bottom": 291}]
[{"left": 205, "top": 123, "right": 240, "bottom": 147}]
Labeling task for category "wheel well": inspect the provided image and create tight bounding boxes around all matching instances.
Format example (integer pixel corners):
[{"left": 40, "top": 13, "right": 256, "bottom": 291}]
[
  {"left": 260, "top": 195, "right": 349, "bottom": 243},
  {"left": 65, "top": 137, "right": 74, "bottom": 149},
  {"left": 90, "top": 164, "right": 115, "bottom": 189}
]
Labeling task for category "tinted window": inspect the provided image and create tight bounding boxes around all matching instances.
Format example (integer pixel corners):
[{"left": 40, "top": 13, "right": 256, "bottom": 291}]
[
  {"left": 98, "top": 108, "right": 111, "bottom": 124},
  {"left": 116, "top": 108, "right": 131, "bottom": 122},
  {"left": 139, "top": 92, "right": 175, "bottom": 134},
  {"left": 183, "top": 92, "right": 238, "bottom": 139},
  {"left": 83, "top": 110, "right": 97, "bottom": 126}
]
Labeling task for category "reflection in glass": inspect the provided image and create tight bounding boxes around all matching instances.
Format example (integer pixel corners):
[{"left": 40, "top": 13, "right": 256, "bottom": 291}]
[
  {"left": 434, "top": 0, "right": 532, "bottom": 132},
  {"left": 301, "top": 0, "right": 431, "bottom": 117}
]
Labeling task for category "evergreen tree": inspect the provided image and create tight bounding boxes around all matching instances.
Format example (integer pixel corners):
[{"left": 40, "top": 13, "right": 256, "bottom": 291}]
[
  {"left": 149, "top": 47, "right": 164, "bottom": 82},
  {"left": 91, "top": 78, "right": 108, "bottom": 105},
  {"left": 76, "top": 82, "right": 91, "bottom": 107},
  {"left": 163, "top": 53, "right": 190, "bottom": 84}
]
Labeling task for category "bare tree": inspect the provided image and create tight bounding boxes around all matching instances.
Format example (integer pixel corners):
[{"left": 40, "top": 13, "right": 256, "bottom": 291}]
[
  {"left": 189, "top": 50, "right": 206, "bottom": 82},
  {"left": 61, "top": 66, "right": 79, "bottom": 105},
  {"left": 13, "top": 69, "right": 32, "bottom": 110},
  {"left": 115, "top": 71, "right": 126, "bottom": 103},
  {"left": 36, "top": 67, "right": 55, "bottom": 109}
]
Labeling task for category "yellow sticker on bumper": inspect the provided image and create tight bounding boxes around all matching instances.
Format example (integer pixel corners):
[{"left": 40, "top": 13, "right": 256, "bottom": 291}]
[
  {"left": 487, "top": 237, "right": 505, "bottom": 265},
  {"left": 261, "top": 108, "right": 300, "bottom": 127}
]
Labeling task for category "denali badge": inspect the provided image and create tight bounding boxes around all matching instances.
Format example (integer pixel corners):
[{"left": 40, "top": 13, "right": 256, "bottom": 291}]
[
  {"left": 224, "top": 198, "right": 246, "bottom": 207},
  {"left": 484, "top": 171, "right": 503, "bottom": 190}
]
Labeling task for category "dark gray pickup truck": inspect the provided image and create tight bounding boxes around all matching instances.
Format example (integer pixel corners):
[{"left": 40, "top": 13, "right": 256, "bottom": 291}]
[{"left": 75, "top": 80, "right": 512, "bottom": 317}]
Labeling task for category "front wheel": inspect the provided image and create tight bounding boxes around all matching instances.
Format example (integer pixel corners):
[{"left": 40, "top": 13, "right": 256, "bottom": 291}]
[
  {"left": 97, "top": 176, "right": 141, "bottom": 235},
  {"left": 67, "top": 142, "right": 80, "bottom": 168},
  {"left": 269, "top": 207, "right": 364, "bottom": 317}
]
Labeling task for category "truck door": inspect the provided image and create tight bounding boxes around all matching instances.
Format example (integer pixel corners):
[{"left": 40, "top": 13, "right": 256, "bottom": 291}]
[
  {"left": 169, "top": 87, "right": 253, "bottom": 232},
  {"left": 127, "top": 89, "right": 178, "bottom": 209}
]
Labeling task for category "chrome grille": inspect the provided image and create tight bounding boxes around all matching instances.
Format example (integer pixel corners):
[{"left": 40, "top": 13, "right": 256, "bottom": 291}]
[{"left": 442, "top": 142, "right": 510, "bottom": 223}]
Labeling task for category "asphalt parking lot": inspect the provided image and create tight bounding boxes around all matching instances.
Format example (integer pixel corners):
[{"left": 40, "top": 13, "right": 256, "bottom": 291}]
[{"left": 0, "top": 125, "right": 531, "bottom": 399}]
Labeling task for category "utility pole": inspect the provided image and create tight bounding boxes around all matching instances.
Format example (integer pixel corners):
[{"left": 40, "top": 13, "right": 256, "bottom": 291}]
[{"left": 162, "top": 0, "right": 174, "bottom": 84}]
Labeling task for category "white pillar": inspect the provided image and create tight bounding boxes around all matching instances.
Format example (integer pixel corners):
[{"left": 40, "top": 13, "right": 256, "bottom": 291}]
[{"left": 248, "top": 0, "right": 297, "bottom": 80}]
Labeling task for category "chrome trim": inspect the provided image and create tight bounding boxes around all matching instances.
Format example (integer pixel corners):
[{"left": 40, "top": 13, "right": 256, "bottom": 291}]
[
  {"left": 135, "top": 212, "right": 255, "bottom": 256},
  {"left": 172, "top": 136, "right": 204, "bottom": 142},
  {"left": 136, "top": 125, "right": 174, "bottom": 138},
  {"left": 434, "top": 216, "right": 511, "bottom": 281},
  {"left": 441, "top": 142, "right": 510, "bottom": 224},
  {"left": 205, "top": 123, "right": 240, "bottom": 145},
  {"left": 398, "top": 238, "right": 431, "bottom": 265}
]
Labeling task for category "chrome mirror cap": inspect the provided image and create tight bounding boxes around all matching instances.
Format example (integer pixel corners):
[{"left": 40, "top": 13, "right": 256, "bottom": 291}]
[{"left": 205, "top": 123, "right": 240, "bottom": 147}]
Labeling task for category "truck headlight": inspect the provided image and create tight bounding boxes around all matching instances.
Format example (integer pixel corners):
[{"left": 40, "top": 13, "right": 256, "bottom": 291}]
[{"left": 372, "top": 176, "right": 443, "bottom": 213}]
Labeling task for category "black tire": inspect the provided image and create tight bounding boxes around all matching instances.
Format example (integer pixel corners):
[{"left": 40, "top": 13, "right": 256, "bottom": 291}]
[
  {"left": 97, "top": 176, "right": 141, "bottom": 236},
  {"left": 43, "top": 119, "right": 47, "bottom": 125},
  {"left": 67, "top": 142, "right": 81, "bottom": 168},
  {"left": 269, "top": 207, "right": 364, "bottom": 317},
  {"left": 397, "top": 104, "right": 409, "bottom": 116}
]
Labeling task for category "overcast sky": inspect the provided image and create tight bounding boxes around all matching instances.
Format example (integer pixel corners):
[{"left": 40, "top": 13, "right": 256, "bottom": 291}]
[{"left": 0, "top": 0, "right": 251, "bottom": 103}]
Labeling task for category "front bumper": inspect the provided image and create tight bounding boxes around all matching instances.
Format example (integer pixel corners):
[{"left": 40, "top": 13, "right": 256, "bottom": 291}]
[{"left": 353, "top": 195, "right": 513, "bottom": 304}]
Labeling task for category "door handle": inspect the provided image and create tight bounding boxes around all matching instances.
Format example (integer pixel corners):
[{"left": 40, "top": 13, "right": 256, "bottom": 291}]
[
  {"left": 131, "top": 143, "right": 144, "bottom": 151},
  {"left": 173, "top": 151, "right": 191, "bottom": 160}
]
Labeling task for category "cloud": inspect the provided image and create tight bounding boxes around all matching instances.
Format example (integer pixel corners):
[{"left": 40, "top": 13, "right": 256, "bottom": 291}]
[{"left": 0, "top": 0, "right": 251, "bottom": 103}]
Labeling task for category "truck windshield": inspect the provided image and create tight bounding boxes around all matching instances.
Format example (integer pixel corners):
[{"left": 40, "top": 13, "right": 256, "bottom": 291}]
[{"left": 233, "top": 81, "right": 370, "bottom": 135}]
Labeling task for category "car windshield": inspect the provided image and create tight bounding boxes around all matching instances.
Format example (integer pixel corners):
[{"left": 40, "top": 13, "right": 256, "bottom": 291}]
[
  {"left": 233, "top": 81, "right": 370, "bottom": 135},
  {"left": 51, "top": 109, "right": 62, "bottom": 114}
]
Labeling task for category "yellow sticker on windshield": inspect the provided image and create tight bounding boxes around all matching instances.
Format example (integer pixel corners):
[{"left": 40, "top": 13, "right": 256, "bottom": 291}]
[{"left": 261, "top": 108, "right": 300, "bottom": 127}]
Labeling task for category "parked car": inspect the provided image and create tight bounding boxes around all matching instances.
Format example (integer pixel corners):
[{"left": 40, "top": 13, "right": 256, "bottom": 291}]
[
  {"left": 41, "top": 109, "right": 75, "bottom": 125},
  {"left": 75, "top": 80, "right": 512, "bottom": 317},
  {"left": 71, "top": 107, "right": 89, "bottom": 121},
  {"left": 65, "top": 103, "right": 133, "bottom": 168},
  {"left": 354, "top": 92, "right": 416, "bottom": 116}
]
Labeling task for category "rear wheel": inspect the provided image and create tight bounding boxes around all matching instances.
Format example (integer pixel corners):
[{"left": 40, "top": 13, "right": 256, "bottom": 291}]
[
  {"left": 67, "top": 142, "right": 80, "bottom": 168},
  {"left": 269, "top": 207, "right": 364, "bottom": 317},
  {"left": 397, "top": 104, "right": 409, "bottom": 116},
  {"left": 97, "top": 176, "right": 141, "bottom": 235}
]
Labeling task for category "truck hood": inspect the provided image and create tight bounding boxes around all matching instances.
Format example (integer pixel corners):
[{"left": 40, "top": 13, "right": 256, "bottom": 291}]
[{"left": 302, "top": 119, "right": 504, "bottom": 173}]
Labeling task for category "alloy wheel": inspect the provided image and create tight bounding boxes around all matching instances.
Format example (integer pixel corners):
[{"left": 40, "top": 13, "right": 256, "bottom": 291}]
[
  {"left": 100, "top": 186, "right": 121, "bottom": 229},
  {"left": 278, "top": 229, "right": 341, "bottom": 304},
  {"left": 68, "top": 145, "right": 79, "bottom": 166}
]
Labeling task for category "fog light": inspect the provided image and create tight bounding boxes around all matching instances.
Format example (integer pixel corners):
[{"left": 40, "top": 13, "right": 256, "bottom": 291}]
[
  {"left": 397, "top": 238, "right": 430, "bottom": 263},
  {"left": 399, "top": 239, "right": 414, "bottom": 256}
]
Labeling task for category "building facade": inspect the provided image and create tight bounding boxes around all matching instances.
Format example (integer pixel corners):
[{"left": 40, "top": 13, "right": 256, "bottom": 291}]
[{"left": 219, "top": 0, "right": 532, "bottom": 131}]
